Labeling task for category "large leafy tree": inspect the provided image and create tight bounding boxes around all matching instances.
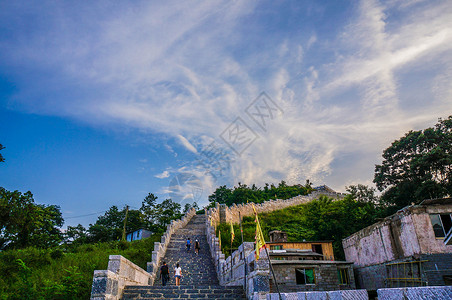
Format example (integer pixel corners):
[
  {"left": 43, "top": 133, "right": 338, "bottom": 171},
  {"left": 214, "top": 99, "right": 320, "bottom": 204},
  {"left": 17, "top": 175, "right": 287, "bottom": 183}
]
[
  {"left": 346, "top": 184, "right": 379, "bottom": 204},
  {"left": 0, "top": 187, "right": 63, "bottom": 250},
  {"left": 87, "top": 205, "right": 144, "bottom": 242},
  {"left": 140, "top": 194, "right": 182, "bottom": 232},
  {"left": 152, "top": 199, "right": 182, "bottom": 232},
  {"left": 374, "top": 116, "right": 452, "bottom": 209}
]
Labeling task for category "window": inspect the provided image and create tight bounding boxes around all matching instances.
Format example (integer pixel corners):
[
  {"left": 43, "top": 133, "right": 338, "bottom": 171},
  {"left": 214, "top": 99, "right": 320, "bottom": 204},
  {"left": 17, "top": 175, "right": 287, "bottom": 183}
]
[
  {"left": 270, "top": 245, "right": 283, "bottom": 250},
  {"left": 430, "top": 214, "right": 452, "bottom": 238},
  {"left": 296, "top": 268, "right": 315, "bottom": 285},
  {"left": 337, "top": 268, "right": 350, "bottom": 285},
  {"left": 312, "top": 244, "right": 323, "bottom": 255}
]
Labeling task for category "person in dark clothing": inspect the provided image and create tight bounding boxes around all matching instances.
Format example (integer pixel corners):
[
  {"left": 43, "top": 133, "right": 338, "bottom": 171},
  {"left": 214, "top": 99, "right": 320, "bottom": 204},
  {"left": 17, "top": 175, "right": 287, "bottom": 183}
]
[
  {"left": 195, "top": 239, "right": 200, "bottom": 255},
  {"left": 160, "top": 261, "right": 169, "bottom": 286}
]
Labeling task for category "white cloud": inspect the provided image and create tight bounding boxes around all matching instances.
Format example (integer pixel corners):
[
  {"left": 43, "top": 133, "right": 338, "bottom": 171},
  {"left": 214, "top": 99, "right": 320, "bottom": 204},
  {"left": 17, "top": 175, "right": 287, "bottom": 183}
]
[
  {"left": 1, "top": 0, "right": 452, "bottom": 195},
  {"left": 176, "top": 135, "right": 198, "bottom": 154},
  {"left": 155, "top": 170, "right": 170, "bottom": 179}
]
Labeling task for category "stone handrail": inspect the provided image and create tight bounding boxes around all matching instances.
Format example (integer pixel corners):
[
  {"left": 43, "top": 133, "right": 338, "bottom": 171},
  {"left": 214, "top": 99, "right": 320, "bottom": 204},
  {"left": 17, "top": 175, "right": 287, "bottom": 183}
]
[
  {"left": 91, "top": 255, "right": 152, "bottom": 300},
  {"left": 205, "top": 211, "right": 271, "bottom": 300},
  {"left": 90, "top": 208, "right": 197, "bottom": 300},
  {"left": 147, "top": 208, "right": 197, "bottom": 285}
]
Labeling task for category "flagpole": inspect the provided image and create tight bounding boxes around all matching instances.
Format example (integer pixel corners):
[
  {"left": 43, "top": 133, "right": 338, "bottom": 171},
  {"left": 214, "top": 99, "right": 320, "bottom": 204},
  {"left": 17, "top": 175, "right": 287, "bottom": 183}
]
[
  {"left": 253, "top": 204, "right": 282, "bottom": 300},
  {"left": 263, "top": 245, "right": 282, "bottom": 300},
  {"left": 239, "top": 211, "right": 247, "bottom": 294}
]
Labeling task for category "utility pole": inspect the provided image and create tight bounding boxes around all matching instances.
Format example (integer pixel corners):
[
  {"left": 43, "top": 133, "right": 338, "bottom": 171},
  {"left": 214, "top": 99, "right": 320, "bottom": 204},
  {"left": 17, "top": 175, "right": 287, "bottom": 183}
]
[{"left": 121, "top": 205, "right": 129, "bottom": 241}]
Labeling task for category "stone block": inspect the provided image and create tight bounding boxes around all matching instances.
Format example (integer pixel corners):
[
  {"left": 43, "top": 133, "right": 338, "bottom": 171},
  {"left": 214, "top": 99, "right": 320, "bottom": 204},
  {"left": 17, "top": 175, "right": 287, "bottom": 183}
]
[
  {"left": 296, "top": 292, "right": 307, "bottom": 300},
  {"left": 377, "top": 288, "right": 407, "bottom": 300},
  {"left": 327, "top": 291, "right": 341, "bottom": 300},
  {"left": 405, "top": 286, "right": 452, "bottom": 299},
  {"left": 305, "top": 291, "right": 327, "bottom": 300},
  {"left": 339, "top": 289, "right": 368, "bottom": 300}
]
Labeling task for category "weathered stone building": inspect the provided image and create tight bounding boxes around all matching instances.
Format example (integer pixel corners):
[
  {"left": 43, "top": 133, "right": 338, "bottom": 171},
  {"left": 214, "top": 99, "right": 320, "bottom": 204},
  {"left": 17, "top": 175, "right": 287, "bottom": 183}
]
[
  {"left": 264, "top": 231, "right": 355, "bottom": 293},
  {"left": 342, "top": 198, "right": 452, "bottom": 292},
  {"left": 268, "top": 249, "right": 355, "bottom": 293}
]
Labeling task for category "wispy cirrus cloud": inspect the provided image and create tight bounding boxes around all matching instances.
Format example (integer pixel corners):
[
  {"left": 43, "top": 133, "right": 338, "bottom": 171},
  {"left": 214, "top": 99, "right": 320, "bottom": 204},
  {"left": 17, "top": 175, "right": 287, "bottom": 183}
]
[{"left": 1, "top": 0, "right": 452, "bottom": 204}]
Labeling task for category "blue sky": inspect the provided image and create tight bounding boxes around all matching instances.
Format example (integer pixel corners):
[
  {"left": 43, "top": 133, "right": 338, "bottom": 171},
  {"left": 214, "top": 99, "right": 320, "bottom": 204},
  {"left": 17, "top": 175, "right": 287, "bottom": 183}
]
[{"left": 1, "top": 0, "right": 452, "bottom": 228}]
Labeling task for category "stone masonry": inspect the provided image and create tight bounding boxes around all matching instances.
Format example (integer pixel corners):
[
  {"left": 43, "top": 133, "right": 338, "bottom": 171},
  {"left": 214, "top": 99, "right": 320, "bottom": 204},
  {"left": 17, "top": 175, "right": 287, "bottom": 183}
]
[{"left": 121, "top": 215, "right": 246, "bottom": 299}]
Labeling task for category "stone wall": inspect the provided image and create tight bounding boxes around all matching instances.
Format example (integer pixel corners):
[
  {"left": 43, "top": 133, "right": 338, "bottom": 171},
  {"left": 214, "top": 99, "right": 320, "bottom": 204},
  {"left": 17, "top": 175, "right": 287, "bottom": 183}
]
[
  {"left": 422, "top": 253, "right": 452, "bottom": 286},
  {"left": 212, "top": 191, "right": 325, "bottom": 225},
  {"left": 91, "top": 255, "right": 152, "bottom": 300},
  {"left": 342, "top": 204, "right": 452, "bottom": 269},
  {"left": 205, "top": 210, "right": 271, "bottom": 300},
  {"left": 147, "top": 208, "right": 196, "bottom": 284},
  {"left": 377, "top": 286, "right": 452, "bottom": 299},
  {"left": 205, "top": 191, "right": 344, "bottom": 299},
  {"left": 90, "top": 208, "right": 196, "bottom": 299},
  {"left": 264, "top": 289, "right": 368, "bottom": 300},
  {"left": 270, "top": 261, "right": 355, "bottom": 293}
]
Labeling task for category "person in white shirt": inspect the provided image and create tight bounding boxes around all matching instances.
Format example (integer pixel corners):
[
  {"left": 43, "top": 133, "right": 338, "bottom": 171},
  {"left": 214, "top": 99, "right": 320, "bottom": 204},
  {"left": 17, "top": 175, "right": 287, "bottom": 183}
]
[{"left": 174, "top": 263, "right": 182, "bottom": 286}]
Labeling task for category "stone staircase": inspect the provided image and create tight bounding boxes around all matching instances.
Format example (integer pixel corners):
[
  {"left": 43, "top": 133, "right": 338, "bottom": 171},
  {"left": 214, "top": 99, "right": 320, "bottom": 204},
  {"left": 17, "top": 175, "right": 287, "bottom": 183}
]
[{"left": 122, "top": 215, "right": 245, "bottom": 299}]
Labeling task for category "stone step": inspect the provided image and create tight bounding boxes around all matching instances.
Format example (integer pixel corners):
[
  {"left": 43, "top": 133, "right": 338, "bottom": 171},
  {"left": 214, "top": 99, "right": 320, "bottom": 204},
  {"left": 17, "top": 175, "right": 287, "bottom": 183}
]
[
  {"left": 122, "top": 285, "right": 245, "bottom": 300},
  {"left": 122, "top": 215, "right": 241, "bottom": 299}
]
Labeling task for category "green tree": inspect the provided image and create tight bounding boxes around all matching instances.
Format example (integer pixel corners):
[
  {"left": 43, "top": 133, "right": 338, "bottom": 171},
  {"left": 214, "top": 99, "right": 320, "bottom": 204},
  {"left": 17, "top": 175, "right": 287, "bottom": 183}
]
[
  {"left": 153, "top": 199, "right": 182, "bottom": 232},
  {"left": 208, "top": 181, "right": 312, "bottom": 207},
  {"left": 374, "top": 116, "right": 452, "bottom": 209},
  {"left": 140, "top": 193, "right": 158, "bottom": 230},
  {"left": 0, "top": 188, "right": 63, "bottom": 250},
  {"left": 65, "top": 224, "right": 88, "bottom": 244},
  {"left": 0, "top": 144, "right": 4, "bottom": 163},
  {"left": 346, "top": 184, "right": 379, "bottom": 204},
  {"left": 87, "top": 206, "right": 144, "bottom": 242},
  {"left": 208, "top": 185, "right": 232, "bottom": 206}
]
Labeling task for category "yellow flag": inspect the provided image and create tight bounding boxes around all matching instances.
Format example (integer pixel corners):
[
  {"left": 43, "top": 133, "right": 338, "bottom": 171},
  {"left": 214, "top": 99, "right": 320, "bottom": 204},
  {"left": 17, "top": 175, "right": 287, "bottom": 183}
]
[
  {"left": 218, "top": 230, "right": 221, "bottom": 250},
  {"left": 210, "top": 217, "right": 213, "bottom": 227},
  {"left": 230, "top": 221, "right": 235, "bottom": 243},
  {"left": 252, "top": 203, "right": 266, "bottom": 259}
]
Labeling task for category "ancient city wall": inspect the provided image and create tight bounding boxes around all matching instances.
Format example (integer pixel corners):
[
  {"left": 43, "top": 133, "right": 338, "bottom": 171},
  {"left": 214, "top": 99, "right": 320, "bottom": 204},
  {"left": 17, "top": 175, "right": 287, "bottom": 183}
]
[
  {"left": 208, "top": 191, "right": 327, "bottom": 226},
  {"left": 147, "top": 208, "right": 197, "bottom": 284},
  {"left": 205, "top": 214, "right": 271, "bottom": 300},
  {"left": 205, "top": 191, "right": 340, "bottom": 299},
  {"left": 90, "top": 208, "right": 196, "bottom": 299}
]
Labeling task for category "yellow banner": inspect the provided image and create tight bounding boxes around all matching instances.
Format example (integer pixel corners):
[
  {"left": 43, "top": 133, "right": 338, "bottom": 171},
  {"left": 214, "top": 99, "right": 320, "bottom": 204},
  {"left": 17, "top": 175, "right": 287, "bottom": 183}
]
[
  {"left": 230, "top": 221, "right": 235, "bottom": 242},
  {"left": 252, "top": 203, "right": 266, "bottom": 259}
]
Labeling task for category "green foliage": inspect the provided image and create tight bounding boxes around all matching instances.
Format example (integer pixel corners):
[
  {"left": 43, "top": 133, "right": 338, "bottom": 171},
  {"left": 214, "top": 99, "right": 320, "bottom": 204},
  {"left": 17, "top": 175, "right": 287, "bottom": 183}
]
[
  {"left": 208, "top": 181, "right": 313, "bottom": 207},
  {"left": 0, "top": 187, "right": 63, "bottom": 250},
  {"left": 0, "top": 144, "right": 4, "bottom": 163},
  {"left": 0, "top": 234, "right": 161, "bottom": 299},
  {"left": 374, "top": 116, "right": 452, "bottom": 210},
  {"left": 139, "top": 193, "right": 182, "bottom": 233},
  {"left": 184, "top": 202, "right": 199, "bottom": 214},
  {"left": 82, "top": 194, "right": 182, "bottom": 244},
  {"left": 217, "top": 195, "right": 379, "bottom": 260}
]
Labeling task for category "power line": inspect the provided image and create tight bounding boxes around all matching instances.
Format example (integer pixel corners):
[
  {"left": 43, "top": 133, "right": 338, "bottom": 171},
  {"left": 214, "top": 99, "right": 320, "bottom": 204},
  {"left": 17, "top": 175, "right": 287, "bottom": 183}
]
[
  {"left": 64, "top": 204, "right": 140, "bottom": 220},
  {"left": 65, "top": 210, "right": 107, "bottom": 219}
]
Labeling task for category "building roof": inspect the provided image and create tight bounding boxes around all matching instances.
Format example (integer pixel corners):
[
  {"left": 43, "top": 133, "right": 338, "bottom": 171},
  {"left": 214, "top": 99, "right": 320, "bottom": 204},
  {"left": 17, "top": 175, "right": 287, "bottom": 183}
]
[
  {"left": 419, "top": 197, "right": 452, "bottom": 206},
  {"left": 269, "top": 249, "right": 323, "bottom": 257}
]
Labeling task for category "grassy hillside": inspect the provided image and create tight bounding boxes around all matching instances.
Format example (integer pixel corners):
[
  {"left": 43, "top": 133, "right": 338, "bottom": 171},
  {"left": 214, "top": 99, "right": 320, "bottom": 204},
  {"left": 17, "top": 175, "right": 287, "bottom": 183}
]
[
  {"left": 0, "top": 235, "right": 160, "bottom": 300},
  {"left": 217, "top": 195, "right": 379, "bottom": 260}
]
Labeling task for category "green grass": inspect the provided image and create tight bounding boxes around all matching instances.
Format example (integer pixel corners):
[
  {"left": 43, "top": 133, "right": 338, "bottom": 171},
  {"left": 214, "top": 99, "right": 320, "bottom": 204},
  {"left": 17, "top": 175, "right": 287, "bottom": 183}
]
[
  {"left": 0, "top": 235, "right": 161, "bottom": 300},
  {"left": 216, "top": 196, "right": 379, "bottom": 260}
]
